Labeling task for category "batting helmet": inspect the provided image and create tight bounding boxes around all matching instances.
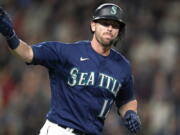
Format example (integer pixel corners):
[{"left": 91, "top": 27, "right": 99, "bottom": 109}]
[{"left": 92, "top": 3, "right": 126, "bottom": 45}]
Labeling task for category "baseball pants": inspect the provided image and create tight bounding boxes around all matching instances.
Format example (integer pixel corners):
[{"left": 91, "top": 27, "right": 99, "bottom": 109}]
[{"left": 39, "top": 120, "right": 76, "bottom": 135}]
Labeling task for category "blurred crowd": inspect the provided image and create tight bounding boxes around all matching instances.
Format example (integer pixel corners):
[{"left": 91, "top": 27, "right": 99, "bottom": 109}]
[{"left": 0, "top": 0, "right": 179, "bottom": 135}]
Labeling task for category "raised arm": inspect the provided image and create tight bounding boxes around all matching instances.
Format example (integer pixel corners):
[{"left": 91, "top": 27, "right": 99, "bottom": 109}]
[{"left": 0, "top": 7, "right": 33, "bottom": 63}]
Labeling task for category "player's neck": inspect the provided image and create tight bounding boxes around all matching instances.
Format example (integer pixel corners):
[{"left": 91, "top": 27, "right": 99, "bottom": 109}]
[{"left": 91, "top": 39, "right": 111, "bottom": 56}]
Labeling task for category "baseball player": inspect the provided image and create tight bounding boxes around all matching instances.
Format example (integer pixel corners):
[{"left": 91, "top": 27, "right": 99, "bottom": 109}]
[{"left": 0, "top": 3, "right": 141, "bottom": 135}]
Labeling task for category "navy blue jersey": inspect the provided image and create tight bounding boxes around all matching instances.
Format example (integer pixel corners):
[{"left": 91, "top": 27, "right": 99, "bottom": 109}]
[{"left": 29, "top": 40, "right": 135, "bottom": 135}]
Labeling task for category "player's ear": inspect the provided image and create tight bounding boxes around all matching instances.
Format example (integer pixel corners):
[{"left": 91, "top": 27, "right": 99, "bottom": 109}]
[{"left": 90, "top": 21, "right": 96, "bottom": 32}]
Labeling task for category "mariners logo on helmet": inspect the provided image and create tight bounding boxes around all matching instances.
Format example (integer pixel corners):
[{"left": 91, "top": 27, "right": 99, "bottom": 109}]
[{"left": 111, "top": 6, "right": 117, "bottom": 15}]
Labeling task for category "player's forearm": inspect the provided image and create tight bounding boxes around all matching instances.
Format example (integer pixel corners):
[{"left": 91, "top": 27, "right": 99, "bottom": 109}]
[
  {"left": 9, "top": 40, "right": 33, "bottom": 63},
  {"left": 118, "top": 99, "right": 137, "bottom": 117},
  {"left": 121, "top": 100, "right": 141, "bottom": 133}
]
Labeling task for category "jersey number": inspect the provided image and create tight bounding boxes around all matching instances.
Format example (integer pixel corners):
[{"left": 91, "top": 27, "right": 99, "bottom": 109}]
[{"left": 98, "top": 99, "right": 113, "bottom": 118}]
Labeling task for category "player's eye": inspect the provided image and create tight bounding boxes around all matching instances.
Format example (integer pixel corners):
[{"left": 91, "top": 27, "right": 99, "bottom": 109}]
[{"left": 110, "top": 23, "right": 120, "bottom": 29}]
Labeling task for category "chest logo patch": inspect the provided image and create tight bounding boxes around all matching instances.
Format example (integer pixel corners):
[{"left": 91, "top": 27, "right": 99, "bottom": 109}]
[{"left": 80, "top": 57, "right": 89, "bottom": 61}]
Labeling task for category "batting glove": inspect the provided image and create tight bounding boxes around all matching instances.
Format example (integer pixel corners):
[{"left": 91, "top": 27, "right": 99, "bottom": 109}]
[
  {"left": 123, "top": 110, "right": 141, "bottom": 134},
  {"left": 0, "top": 7, "right": 19, "bottom": 49},
  {"left": 0, "top": 7, "right": 15, "bottom": 38}
]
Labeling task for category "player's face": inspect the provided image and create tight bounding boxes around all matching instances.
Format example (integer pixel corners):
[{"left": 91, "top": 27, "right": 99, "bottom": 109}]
[{"left": 91, "top": 19, "right": 120, "bottom": 47}]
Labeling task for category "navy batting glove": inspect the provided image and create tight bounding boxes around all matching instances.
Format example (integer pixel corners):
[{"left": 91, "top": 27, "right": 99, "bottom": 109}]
[
  {"left": 0, "top": 7, "right": 14, "bottom": 38},
  {"left": 123, "top": 110, "right": 141, "bottom": 134},
  {"left": 0, "top": 7, "right": 20, "bottom": 49}
]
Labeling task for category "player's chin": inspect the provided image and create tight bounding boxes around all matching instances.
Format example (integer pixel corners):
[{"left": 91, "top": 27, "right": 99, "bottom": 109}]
[
  {"left": 103, "top": 38, "right": 114, "bottom": 46},
  {"left": 102, "top": 42, "right": 113, "bottom": 47}
]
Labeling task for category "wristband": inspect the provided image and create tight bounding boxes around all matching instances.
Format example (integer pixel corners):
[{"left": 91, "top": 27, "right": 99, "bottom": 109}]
[{"left": 6, "top": 33, "right": 20, "bottom": 49}]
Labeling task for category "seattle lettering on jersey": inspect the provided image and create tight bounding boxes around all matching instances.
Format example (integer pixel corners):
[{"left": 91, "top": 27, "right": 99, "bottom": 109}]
[{"left": 67, "top": 67, "right": 122, "bottom": 96}]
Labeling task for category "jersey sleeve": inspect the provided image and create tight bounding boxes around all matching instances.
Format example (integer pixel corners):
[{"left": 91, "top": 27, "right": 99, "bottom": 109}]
[
  {"left": 115, "top": 74, "right": 136, "bottom": 108},
  {"left": 28, "top": 41, "right": 65, "bottom": 69}
]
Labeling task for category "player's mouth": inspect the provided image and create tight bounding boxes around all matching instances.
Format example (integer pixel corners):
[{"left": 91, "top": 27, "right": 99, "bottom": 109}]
[
  {"left": 103, "top": 32, "right": 113, "bottom": 39},
  {"left": 103, "top": 32, "right": 113, "bottom": 37}
]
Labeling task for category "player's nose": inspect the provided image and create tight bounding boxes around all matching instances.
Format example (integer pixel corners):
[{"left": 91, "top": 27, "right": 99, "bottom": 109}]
[{"left": 107, "top": 25, "right": 113, "bottom": 31}]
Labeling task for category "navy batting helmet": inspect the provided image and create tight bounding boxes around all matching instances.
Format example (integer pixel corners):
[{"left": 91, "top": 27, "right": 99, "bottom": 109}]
[{"left": 92, "top": 3, "right": 126, "bottom": 45}]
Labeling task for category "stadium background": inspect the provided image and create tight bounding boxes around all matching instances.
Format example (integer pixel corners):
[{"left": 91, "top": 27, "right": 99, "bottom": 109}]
[{"left": 0, "top": 0, "right": 179, "bottom": 135}]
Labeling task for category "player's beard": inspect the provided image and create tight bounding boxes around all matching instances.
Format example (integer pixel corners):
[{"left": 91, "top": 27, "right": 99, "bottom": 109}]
[{"left": 95, "top": 32, "right": 116, "bottom": 47}]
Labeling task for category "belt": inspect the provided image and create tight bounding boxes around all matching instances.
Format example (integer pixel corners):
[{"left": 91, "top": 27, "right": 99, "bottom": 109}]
[{"left": 59, "top": 124, "right": 90, "bottom": 135}]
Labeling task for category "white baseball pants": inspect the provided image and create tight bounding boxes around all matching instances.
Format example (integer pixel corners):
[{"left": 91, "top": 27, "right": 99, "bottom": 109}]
[{"left": 39, "top": 120, "right": 76, "bottom": 135}]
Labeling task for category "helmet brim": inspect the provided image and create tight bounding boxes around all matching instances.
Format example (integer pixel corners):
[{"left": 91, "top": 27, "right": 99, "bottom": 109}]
[{"left": 92, "top": 16, "right": 125, "bottom": 28}]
